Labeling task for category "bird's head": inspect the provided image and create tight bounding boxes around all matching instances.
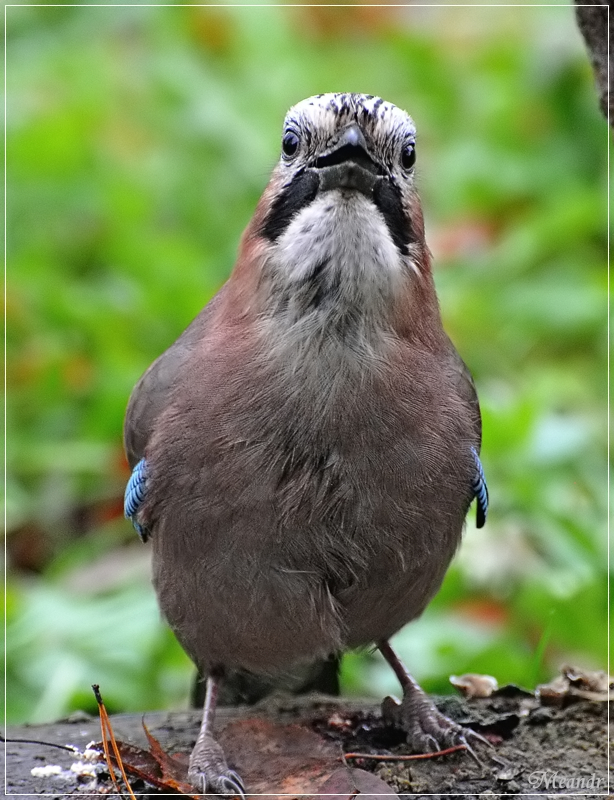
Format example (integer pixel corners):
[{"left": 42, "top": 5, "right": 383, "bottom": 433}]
[
  {"left": 262, "top": 92, "right": 418, "bottom": 247},
  {"left": 233, "top": 94, "right": 437, "bottom": 345}
]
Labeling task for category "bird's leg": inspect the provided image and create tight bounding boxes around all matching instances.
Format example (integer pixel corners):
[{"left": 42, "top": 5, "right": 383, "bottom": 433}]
[
  {"left": 378, "top": 640, "right": 490, "bottom": 762},
  {"left": 187, "top": 667, "right": 246, "bottom": 797}
]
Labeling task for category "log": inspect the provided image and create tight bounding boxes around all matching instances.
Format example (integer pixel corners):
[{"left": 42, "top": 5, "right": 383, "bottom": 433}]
[{"left": 5, "top": 688, "right": 609, "bottom": 797}]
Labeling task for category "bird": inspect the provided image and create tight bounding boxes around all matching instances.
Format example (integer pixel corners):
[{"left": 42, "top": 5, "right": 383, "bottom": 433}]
[{"left": 123, "top": 92, "right": 489, "bottom": 795}]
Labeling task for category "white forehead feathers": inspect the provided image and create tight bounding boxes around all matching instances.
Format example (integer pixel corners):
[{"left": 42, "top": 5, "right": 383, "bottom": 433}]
[{"left": 284, "top": 93, "right": 416, "bottom": 143}]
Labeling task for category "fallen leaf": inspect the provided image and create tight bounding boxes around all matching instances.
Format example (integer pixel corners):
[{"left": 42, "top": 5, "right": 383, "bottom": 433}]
[
  {"left": 537, "top": 666, "right": 614, "bottom": 707},
  {"left": 89, "top": 718, "right": 196, "bottom": 796},
  {"left": 217, "top": 718, "right": 341, "bottom": 797},
  {"left": 142, "top": 721, "right": 194, "bottom": 790},
  {"left": 450, "top": 673, "right": 498, "bottom": 698},
  {"left": 313, "top": 766, "right": 395, "bottom": 799}
]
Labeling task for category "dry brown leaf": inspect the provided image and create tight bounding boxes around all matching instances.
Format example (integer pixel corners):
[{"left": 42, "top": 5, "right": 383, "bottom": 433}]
[
  {"left": 314, "top": 766, "right": 395, "bottom": 799},
  {"left": 89, "top": 719, "right": 197, "bottom": 796},
  {"left": 217, "top": 717, "right": 341, "bottom": 797},
  {"left": 537, "top": 666, "right": 613, "bottom": 707},
  {"left": 450, "top": 673, "right": 498, "bottom": 698}
]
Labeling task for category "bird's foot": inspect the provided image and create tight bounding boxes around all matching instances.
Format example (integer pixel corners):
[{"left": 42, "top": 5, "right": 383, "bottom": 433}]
[
  {"left": 382, "top": 686, "right": 490, "bottom": 763},
  {"left": 187, "top": 733, "right": 245, "bottom": 797}
]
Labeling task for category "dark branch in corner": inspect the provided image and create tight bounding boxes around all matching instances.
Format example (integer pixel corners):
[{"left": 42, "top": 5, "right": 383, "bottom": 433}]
[{"left": 574, "top": 1, "right": 612, "bottom": 127}]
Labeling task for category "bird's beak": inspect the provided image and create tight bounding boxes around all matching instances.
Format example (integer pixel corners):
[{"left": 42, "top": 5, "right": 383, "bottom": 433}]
[{"left": 310, "top": 124, "right": 382, "bottom": 197}]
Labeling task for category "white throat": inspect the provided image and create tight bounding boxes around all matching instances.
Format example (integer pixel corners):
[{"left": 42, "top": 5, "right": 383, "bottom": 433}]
[{"left": 262, "top": 191, "right": 404, "bottom": 350}]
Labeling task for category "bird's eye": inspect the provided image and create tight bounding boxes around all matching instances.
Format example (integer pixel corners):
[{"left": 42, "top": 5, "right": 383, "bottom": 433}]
[
  {"left": 282, "top": 130, "right": 300, "bottom": 158},
  {"left": 401, "top": 143, "right": 416, "bottom": 171}
]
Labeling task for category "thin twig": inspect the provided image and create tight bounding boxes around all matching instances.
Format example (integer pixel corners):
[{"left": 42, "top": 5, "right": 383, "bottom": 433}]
[
  {"left": 0, "top": 733, "right": 80, "bottom": 753},
  {"left": 343, "top": 744, "right": 467, "bottom": 762},
  {"left": 93, "top": 684, "right": 137, "bottom": 800},
  {"left": 93, "top": 685, "right": 124, "bottom": 798}
]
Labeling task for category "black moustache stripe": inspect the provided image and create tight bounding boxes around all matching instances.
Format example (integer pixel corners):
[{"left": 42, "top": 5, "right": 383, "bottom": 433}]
[
  {"left": 262, "top": 168, "right": 415, "bottom": 258},
  {"left": 261, "top": 170, "right": 320, "bottom": 241},
  {"left": 372, "top": 180, "right": 413, "bottom": 257}
]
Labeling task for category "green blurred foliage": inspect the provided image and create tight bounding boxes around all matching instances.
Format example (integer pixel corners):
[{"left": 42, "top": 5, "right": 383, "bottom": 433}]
[{"left": 6, "top": 5, "right": 607, "bottom": 723}]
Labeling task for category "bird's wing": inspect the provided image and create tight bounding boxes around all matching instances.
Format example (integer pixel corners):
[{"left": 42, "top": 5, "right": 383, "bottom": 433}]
[
  {"left": 124, "top": 457, "right": 149, "bottom": 540},
  {"left": 123, "top": 290, "right": 225, "bottom": 539},
  {"left": 445, "top": 337, "right": 482, "bottom": 446},
  {"left": 123, "top": 289, "right": 223, "bottom": 468},
  {"left": 445, "top": 338, "right": 488, "bottom": 527},
  {"left": 470, "top": 446, "right": 489, "bottom": 528}
]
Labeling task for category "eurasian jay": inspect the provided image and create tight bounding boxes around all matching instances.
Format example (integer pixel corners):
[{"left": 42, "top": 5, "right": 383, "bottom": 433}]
[{"left": 124, "top": 92, "right": 489, "bottom": 795}]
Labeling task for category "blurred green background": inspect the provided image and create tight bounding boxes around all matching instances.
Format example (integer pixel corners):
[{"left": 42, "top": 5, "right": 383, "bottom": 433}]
[{"left": 6, "top": 3, "right": 607, "bottom": 724}]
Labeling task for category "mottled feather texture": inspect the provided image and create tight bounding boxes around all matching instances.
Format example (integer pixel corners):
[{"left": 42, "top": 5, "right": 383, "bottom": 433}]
[{"left": 124, "top": 92, "right": 487, "bottom": 679}]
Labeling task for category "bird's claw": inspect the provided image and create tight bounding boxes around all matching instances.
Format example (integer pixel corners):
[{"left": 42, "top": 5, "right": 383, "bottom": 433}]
[
  {"left": 382, "top": 692, "right": 491, "bottom": 765},
  {"left": 187, "top": 733, "right": 245, "bottom": 797},
  {"left": 188, "top": 766, "right": 246, "bottom": 798},
  {"left": 219, "top": 770, "right": 246, "bottom": 798}
]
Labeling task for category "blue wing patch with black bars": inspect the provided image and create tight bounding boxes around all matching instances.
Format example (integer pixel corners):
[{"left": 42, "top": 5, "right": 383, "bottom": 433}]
[
  {"left": 470, "top": 446, "right": 488, "bottom": 528},
  {"left": 124, "top": 457, "right": 149, "bottom": 542}
]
